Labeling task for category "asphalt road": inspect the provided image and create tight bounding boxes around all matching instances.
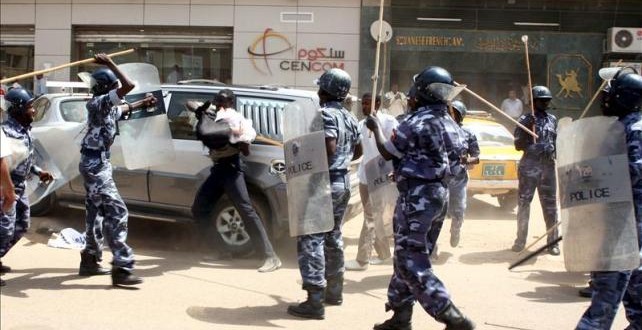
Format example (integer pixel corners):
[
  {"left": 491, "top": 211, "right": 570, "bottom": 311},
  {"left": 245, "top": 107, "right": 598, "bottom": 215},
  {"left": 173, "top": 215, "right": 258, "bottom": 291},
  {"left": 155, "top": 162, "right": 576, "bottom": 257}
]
[{"left": 0, "top": 194, "right": 628, "bottom": 330}]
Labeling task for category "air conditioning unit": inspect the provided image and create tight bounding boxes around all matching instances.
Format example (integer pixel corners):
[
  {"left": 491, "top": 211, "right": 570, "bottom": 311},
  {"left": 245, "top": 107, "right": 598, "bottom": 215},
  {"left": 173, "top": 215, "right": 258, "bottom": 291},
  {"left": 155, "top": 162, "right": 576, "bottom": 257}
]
[{"left": 606, "top": 27, "right": 642, "bottom": 53}]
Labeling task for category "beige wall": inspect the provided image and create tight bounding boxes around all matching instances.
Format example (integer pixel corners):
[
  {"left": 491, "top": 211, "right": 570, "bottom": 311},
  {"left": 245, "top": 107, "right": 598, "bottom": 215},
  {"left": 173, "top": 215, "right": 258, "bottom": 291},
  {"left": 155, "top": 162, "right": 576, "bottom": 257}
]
[{"left": 0, "top": 0, "right": 361, "bottom": 91}]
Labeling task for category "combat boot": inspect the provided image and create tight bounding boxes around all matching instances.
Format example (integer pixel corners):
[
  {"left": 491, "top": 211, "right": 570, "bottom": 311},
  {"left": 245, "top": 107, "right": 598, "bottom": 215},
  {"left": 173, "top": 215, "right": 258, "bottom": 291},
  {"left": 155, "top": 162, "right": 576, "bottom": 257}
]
[
  {"left": 324, "top": 274, "right": 343, "bottom": 305},
  {"left": 373, "top": 303, "right": 413, "bottom": 330},
  {"left": 78, "top": 252, "right": 111, "bottom": 276},
  {"left": 435, "top": 302, "right": 475, "bottom": 330},
  {"left": 287, "top": 288, "right": 325, "bottom": 320},
  {"left": 111, "top": 268, "right": 143, "bottom": 286}
]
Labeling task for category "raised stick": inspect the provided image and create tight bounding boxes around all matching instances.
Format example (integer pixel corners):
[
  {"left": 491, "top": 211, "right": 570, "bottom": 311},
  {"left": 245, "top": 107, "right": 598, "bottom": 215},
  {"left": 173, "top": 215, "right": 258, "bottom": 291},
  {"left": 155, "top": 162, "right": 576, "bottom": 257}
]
[
  {"left": 579, "top": 59, "right": 623, "bottom": 119},
  {"left": 521, "top": 35, "right": 536, "bottom": 143}
]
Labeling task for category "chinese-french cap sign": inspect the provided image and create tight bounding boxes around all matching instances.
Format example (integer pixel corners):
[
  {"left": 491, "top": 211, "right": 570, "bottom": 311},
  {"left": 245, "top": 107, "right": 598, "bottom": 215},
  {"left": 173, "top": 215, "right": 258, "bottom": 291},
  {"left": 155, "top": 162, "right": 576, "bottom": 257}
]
[
  {"left": 247, "top": 28, "right": 346, "bottom": 76},
  {"left": 393, "top": 29, "right": 546, "bottom": 53}
]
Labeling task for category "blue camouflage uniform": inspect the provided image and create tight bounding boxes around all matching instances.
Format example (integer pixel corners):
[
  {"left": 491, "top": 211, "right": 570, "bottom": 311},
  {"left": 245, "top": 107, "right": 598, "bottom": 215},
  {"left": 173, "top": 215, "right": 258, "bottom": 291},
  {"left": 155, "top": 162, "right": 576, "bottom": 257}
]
[
  {"left": 576, "top": 111, "right": 642, "bottom": 330},
  {"left": 448, "top": 126, "right": 480, "bottom": 236},
  {"left": 382, "top": 104, "right": 458, "bottom": 316},
  {"left": 513, "top": 111, "right": 559, "bottom": 248},
  {"left": 79, "top": 90, "right": 135, "bottom": 271},
  {"left": 297, "top": 101, "right": 360, "bottom": 289},
  {"left": 0, "top": 117, "right": 42, "bottom": 258}
]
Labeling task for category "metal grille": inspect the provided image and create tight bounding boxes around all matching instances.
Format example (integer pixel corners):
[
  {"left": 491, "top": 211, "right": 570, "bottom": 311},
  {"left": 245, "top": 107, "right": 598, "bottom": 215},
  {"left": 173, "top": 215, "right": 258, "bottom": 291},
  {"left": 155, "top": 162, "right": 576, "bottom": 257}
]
[{"left": 236, "top": 97, "right": 288, "bottom": 141}]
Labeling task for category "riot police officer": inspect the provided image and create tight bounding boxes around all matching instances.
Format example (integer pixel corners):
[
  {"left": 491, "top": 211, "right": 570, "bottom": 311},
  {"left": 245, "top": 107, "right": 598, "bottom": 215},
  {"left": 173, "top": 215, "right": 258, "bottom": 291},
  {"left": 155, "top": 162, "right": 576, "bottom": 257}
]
[
  {"left": 0, "top": 87, "right": 53, "bottom": 286},
  {"left": 512, "top": 85, "right": 560, "bottom": 255},
  {"left": 447, "top": 101, "right": 480, "bottom": 247},
  {"left": 366, "top": 66, "right": 474, "bottom": 330},
  {"left": 78, "top": 53, "right": 156, "bottom": 286},
  {"left": 576, "top": 68, "right": 642, "bottom": 330},
  {"left": 287, "top": 68, "right": 363, "bottom": 320}
]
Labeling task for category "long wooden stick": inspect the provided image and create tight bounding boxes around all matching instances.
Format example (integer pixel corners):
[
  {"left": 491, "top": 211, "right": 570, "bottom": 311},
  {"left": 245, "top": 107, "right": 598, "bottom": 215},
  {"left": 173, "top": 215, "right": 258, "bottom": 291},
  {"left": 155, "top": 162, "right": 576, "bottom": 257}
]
[
  {"left": 370, "top": 0, "right": 386, "bottom": 117},
  {"left": 509, "top": 236, "right": 563, "bottom": 270},
  {"left": 456, "top": 82, "right": 539, "bottom": 139},
  {"left": 579, "top": 59, "right": 623, "bottom": 119},
  {"left": 1, "top": 49, "right": 135, "bottom": 84},
  {"left": 521, "top": 35, "right": 536, "bottom": 143},
  {"left": 517, "top": 221, "right": 562, "bottom": 255}
]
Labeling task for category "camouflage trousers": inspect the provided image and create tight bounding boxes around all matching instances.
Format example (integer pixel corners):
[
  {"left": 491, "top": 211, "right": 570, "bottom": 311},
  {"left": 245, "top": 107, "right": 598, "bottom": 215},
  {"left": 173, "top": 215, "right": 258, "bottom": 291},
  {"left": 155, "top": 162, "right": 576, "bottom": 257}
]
[
  {"left": 576, "top": 216, "right": 642, "bottom": 330},
  {"left": 0, "top": 181, "right": 29, "bottom": 258},
  {"left": 297, "top": 173, "right": 350, "bottom": 289},
  {"left": 446, "top": 172, "right": 468, "bottom": 235},
  {"left": 386, "top": 180, "right": 453, "bottom": 317},
  {"left": 79, "top": 154, "right": 135, "bottom": 271},
  {"left": 515, "top": 161, "right": 559, "bottom": 247}
]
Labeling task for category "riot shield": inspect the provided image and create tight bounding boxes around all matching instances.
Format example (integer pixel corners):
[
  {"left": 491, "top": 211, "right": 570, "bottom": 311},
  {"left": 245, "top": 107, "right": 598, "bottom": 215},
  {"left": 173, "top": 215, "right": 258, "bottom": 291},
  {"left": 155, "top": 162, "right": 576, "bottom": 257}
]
[
  {"left": 2, "top": 135, "right": 29, "bottom": 171},
  {"left": 284, "top": 99, "right": 333, "bottom": 236},
  {"left": 113, "top": 63, "right": 175, "bottom": 170},
  {"left": 557, "top": 116, "right": 639, "bottom": 272},
  {"left": 364, "top": 155, "right": 396, "bottom": 239},
  {"left": 28, "top": 123, "right": 84, "bottom": 205}
]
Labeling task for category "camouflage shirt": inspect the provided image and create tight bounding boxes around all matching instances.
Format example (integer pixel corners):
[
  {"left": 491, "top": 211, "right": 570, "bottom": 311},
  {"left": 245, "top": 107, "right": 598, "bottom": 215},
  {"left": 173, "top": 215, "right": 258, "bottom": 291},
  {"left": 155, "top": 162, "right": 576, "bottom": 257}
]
[
  {"left": 462, "top": 127, "right": 481, "bottom": 158},
  {"left": 620, "top": 111, "right": 642, "bottom": 205},
  {"left": 514, "top": 111, "right": 557, "bottom": 164},
  {"left": 322, "top": 101, "right": 361, "bottom": 171},
  {"left": 385, "top": 104, "right": 451, "bottom": 181},
  {"left": 1, "top": 116, "right": 40, "bottom": 181},
  {"left": 81, "top": 90, "right": 123, "bottom": 151},
  {"left": 439, "top": 113, "right": 467, "bottom": 177}
]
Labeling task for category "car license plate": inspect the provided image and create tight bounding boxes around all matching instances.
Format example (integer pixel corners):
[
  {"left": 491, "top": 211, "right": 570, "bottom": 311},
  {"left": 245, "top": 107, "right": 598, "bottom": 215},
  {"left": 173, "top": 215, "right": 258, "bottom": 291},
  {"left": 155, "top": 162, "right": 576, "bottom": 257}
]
[{"left": 483, "top": 164, "right": 505, "bottom": 177}]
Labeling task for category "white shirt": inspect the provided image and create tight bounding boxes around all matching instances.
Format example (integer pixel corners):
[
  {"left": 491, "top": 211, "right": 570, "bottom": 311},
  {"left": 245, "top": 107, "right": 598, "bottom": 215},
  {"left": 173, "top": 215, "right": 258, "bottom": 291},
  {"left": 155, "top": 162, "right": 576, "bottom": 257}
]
[
  {"left": 214, "top": 107, "right": 256, "bottom": 144},
  {"left": 501, "top": 98, "right": 524, "bottom": 119},
  {"left": 384, "top": 91, "right": 408, "bottom": 117},
  {"left": 357, "top": 112, "right": 399, "bottom": 184}
]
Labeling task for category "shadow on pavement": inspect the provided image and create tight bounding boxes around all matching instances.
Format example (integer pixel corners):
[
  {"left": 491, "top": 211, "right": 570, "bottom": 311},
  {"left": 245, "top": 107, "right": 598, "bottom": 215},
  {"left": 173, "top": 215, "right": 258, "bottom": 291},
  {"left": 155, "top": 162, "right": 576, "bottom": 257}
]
[
  {"left": 343, "top": 273, "right": 392, "bottom": 298},
  {"left": 186, "top": 294, "right": 295, "bottom": 328},
  {"left": 459, "top": 248, "right": 525, "bottom": 265},
  {"left": 466, "top": 196, "right": 517, "bottom": 221}
]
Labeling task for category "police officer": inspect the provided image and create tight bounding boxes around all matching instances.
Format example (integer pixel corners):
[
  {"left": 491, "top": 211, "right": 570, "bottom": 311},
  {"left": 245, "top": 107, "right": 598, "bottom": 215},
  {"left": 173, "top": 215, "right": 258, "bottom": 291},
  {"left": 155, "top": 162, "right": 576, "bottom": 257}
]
[
  {"left": 447, "top": 100, "right": 480, "bottom": 247},
  {"left": 366, "top": 66, "right": 474, "bottom": 330},
  {"left": 576, "top": 69, "right": 642, "bottom": 330},
  {"left": 0, "top": 87, "right": 53, "bottom": 286},
  {"left": 191, "top": 89, "right": 282, "bottom": 273},
  {"left": 78, "top": 53, "right": 156, "bottom": 286},
  {"left": 512, "top": 86, "right": 560, "bottom": 255},
  {"left": 287, "top": 68, "right": 363, "bottom": 320}
]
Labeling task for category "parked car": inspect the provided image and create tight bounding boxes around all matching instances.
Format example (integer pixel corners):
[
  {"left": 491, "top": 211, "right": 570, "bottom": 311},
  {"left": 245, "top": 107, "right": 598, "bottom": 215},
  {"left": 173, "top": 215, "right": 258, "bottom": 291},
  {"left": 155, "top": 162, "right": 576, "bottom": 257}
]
[
  {"left": 462, "top": 112, "right": 522, "bottom": 210},
  {"left": 29, "top": 84, "right": 363, "bottom": 254}
]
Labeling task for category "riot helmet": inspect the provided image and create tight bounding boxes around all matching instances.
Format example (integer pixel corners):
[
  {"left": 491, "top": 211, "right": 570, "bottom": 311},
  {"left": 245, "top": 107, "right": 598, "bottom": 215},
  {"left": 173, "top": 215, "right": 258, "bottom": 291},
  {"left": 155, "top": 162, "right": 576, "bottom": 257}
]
[
  {"left": 90, "top": 68, "right": 119, "bottom": 95},
  {"left": 532, "top": 86, "right": 553, "bottom": 100},
  {"left": 451, "top": 100, "right": 467, "bottom": 123},
  {"left": 316, "top": 68, "right": 351, "bottom": 101},
  {"left": 5, "top": 87, "right": 35, "bottom": 116},
  {"left": 412, "top": 66, "right": 454, "bottom": 106},
  {"left": 601, "top": 68, "right": 642, "bottom": 115}
]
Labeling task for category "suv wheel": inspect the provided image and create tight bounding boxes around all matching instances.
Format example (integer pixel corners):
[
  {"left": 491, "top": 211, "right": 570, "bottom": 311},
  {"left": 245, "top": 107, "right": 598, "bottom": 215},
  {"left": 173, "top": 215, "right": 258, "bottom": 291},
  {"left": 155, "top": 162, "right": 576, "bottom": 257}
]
[
  {"left": 210, "top": 195, "right": 271, "bottom": 255},
  {"left": 30, "top": 193, "right": 56, "bottom": 216},
  {"left": 498, "top": 191, "right": 518, "bottom": 211}
]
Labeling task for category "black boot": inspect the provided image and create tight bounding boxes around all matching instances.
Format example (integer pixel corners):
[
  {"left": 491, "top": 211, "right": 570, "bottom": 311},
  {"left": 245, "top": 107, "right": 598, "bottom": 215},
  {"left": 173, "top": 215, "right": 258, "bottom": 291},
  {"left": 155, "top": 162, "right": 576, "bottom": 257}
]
[
  {"left": 111, "top": 267, "right": 143, "bottom": 286},
  {"left": 435, "top": 302, "right": 475, "bottom": 330},
  {"left": 78, "top": 252, "right": 111, "bottom": 276},
  {"left": 324, "top": 274, "right": 343, "bottom": 305},
  {"left": 287, "top": 288, "right": 325, "bottom": 320},
  {"left": 373, "top": 304, "right": 413, "bottom": 330}
]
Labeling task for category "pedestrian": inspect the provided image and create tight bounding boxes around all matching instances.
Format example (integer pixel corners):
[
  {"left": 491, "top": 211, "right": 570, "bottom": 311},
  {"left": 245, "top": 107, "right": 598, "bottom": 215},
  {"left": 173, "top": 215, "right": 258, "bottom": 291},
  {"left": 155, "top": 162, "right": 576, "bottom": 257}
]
[
  {"left": 511, "top": 85, "right": 560, "bottom": 255},
  {"left": 287, "top": 68, "right": 363, "bottom": 320},
  {"left": 446, "top": 100, "right": 480, "bottom": 248},
  {"left": 500, "top": 89, "right": 524, "bottom": 120},
  {"left": 384, "top": 83, "right": 408, "bottom": 117},
  {"left": 77, "top": 53, "right": 156, "bottom": 286},
  {"left": 0, "top": 87, "right": 53, "bottom": 287},
  {"left": 365, "top": 66, "right": 475, "bottom": 330},
  {"left": 191, "top": 89, "right": 282, "bottom": 272},
  {"left": 345, "top": 93, "right": 396, "bottom": 271},
  {"left": 575, "top": 69, "right": 642, "bottom": 330}
]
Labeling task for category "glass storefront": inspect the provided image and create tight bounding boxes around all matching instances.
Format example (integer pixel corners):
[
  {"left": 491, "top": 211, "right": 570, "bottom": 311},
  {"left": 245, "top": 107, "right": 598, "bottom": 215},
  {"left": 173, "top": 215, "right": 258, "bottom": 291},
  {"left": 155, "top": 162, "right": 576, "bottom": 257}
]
[
  {"left": 0, "top": 25, "right": 35, "bottom": 91},
  {"left": 73, "top": 26, "right": 233, "bottom": 84}
]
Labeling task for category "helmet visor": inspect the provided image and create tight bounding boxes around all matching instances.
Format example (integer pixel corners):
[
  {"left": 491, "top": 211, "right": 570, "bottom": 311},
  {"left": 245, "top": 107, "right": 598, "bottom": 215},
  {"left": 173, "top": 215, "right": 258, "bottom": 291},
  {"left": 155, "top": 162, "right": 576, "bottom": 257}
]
[{"left": 428, "top": 83, "right": 465, "bottom": 102}]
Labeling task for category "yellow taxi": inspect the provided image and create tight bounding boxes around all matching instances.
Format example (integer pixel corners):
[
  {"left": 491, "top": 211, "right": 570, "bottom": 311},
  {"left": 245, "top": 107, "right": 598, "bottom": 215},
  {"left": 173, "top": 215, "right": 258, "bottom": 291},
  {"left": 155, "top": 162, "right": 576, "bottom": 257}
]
[{"left": 462, "top": 112, "right": 522, "bottom": 210}]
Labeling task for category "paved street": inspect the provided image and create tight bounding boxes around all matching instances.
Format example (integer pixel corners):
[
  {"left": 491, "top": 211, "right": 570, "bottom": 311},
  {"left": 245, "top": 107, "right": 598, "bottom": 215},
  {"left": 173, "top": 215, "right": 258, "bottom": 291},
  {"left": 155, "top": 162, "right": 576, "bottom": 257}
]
[{"left": 0, "top": 195, "right": 627, "bottom": 330}]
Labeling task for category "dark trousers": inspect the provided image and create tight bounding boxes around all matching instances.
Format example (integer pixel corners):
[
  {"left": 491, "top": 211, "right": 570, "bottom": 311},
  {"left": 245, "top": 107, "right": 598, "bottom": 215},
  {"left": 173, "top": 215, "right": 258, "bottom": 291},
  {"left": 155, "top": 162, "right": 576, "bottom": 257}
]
[{"left": 191, "top": 155, "right": 276, "bottom": 258}]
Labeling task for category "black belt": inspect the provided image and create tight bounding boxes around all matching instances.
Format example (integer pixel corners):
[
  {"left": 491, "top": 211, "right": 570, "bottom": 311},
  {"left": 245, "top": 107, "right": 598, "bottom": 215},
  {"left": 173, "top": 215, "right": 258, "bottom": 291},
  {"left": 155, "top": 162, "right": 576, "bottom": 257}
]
[{"left": 81, "top": 148, "right": 110, "bottom": 159}]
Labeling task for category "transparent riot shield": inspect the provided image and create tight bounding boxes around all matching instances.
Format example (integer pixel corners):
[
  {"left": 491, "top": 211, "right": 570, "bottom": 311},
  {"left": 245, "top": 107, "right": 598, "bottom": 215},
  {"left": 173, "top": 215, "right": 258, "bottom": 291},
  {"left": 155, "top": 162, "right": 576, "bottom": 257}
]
[
  {"left": 113, "top": 63, "right": 175, "bottom": 170},
  {"left": 284, "top": 99, "right": 333, "bottom": 236},
  {"left": 28, "top": 123, "right": 84, "bottom": 205},
  {"left": 557, "top": 116, "right": 639, "bottom": 271},
  {"left": 2, "top": 135, "right": 29, "bottom": 171},
  {"left": 364, "top": 155, "right": 396, "bottom": 239}
]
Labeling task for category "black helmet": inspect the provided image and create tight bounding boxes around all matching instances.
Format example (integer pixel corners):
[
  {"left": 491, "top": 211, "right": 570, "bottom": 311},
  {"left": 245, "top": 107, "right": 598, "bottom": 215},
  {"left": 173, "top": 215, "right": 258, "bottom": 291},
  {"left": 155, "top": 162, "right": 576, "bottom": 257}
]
[
  {"left": 605, "top": 70, "right": 642, "bottom": 112},
  {"left": 90, "top": 68, "right": 119, "bottom": 95},
  {"left": 532, "top": 86, "right": 553, "bottom": 100},
  {"left": 413, "top": 66, "right": 454, "bottom": 105},
  {"left": 451, "top": 100, "right": 467, "bottom": 118},
  {"left": 316, "top": 68, "right": 351, "bottom": 100},
  {"left": 5, "top": 87, "right": 34, "bottom": 115}
]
